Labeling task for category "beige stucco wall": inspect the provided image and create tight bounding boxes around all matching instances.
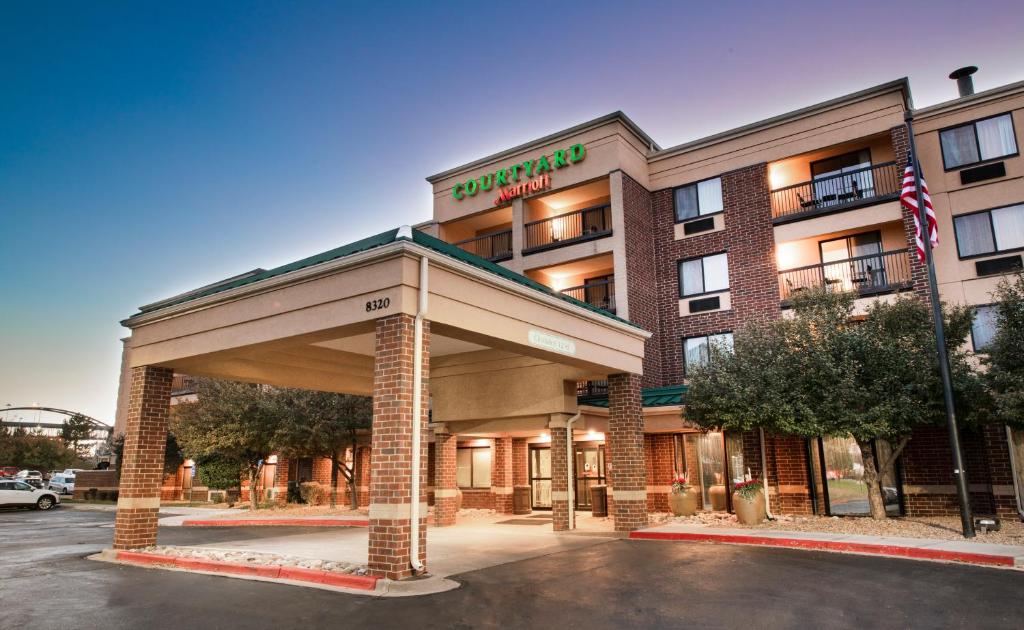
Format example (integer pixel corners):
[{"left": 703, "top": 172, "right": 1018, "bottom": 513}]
[{"left": 913, "top": 86, "right": 1024, "bottom": 307}]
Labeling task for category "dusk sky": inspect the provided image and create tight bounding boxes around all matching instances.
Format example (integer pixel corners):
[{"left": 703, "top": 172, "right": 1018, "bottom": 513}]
[{"left": 2, "top": 1, "right": 1023, "bottom": 424}]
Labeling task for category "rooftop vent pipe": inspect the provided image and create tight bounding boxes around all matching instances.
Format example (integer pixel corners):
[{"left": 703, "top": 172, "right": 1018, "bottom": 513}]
[{"left": 949, "top": 66, "right": 978, "bottom": 98}]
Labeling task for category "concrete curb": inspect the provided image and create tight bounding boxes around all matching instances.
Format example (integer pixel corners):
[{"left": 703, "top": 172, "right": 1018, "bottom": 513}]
[
  {"left": 629, "top": 530, "right": 1022, "bottom": 568},
  {"left": 110, "top": 549, "right": 379, "bottom": 590},
  {"left": 181, "top": 518, "right": 369, "bottom": 527}
]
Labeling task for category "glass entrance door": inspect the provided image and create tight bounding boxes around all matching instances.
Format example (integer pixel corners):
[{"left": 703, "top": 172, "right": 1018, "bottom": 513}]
[
  {"left": 530, "top": 446, "right": 551, "bottom": 509},
  {"left": 574, "top": 444, "right": 605, "bottom": 510}
]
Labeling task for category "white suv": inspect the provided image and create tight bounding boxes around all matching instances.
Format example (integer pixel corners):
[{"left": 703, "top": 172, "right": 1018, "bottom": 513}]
[{"left": 0, "top": 480, "right": 60, "bottom": 510}]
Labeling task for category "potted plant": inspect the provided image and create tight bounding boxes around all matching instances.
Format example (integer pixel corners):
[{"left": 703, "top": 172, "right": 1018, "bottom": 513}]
[
  {"left": 732, "top": 479, "right": 766, "bottom": 525},
  {"left": 668, "top": 472, "right": 699, "bottom": 516}
]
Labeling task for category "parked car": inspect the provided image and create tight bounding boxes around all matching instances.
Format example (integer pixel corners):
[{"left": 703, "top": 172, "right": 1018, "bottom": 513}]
[
  {"left": 1, "top": 466, "right": 19, "bottom": 478},
  {"left": 61, "top": 469, "right": 85, "bottom": 476},
  {"left": 48, "top": 474, "right": 76, "bottom": 495},
  {"left": 15, "top": 470, "right": 43, "bottom": 481},
  {"left": 0, "top": 480, "right": 60, "bottom": 510}
]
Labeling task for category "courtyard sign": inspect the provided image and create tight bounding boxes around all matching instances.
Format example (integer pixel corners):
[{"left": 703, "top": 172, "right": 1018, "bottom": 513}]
[
  {"left": 528, "top": 329, "right": 577, "bottom": 356},
  {"left": 452, "top": 143, "right": 586, "bottom": 205}
]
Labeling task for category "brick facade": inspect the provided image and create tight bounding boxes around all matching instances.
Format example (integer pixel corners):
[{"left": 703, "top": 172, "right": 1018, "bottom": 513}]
[
  {"left": 492, "top": 436, "right": 514, "bottom": 513},
  {"left": 651, "top": 163, "right": 779, "bottom": 385},
  {"left": 512, "top": 438, "right": 529, "bottom": 486},
  {"left": 644, "top": 433, "right": 675, "bottom": 512},
  {"left": 432, "top": 430, "right": 457, "bottom": 526},
  {"left": 608, "top": 373, "right": 647, "bottom": 531},
  {"left": 621, "top": 171, "right": 663, "bottom": 387},
  {"left": 367, "top": 314, "right": 429, "bottom": 580},
  {"left": 889, "top": 124, "right": 931, "bottom": 299},
  {"left": 113, "top": 365, "right": 173, "bottom": 550},
  {"left": 550, "top": 424, "right": 570, "bottom": 531}
]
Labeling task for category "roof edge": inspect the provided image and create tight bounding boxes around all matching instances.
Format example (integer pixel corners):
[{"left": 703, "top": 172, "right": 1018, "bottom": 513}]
[
  {"left": 649, "top": 78, "right": 911, "bottom": 163},
  {"left": 912, "top": 78, "right": 1024, "bottom": 118},
  {"left": 425, "top": 111, "right": 660, "bottom": 184}
]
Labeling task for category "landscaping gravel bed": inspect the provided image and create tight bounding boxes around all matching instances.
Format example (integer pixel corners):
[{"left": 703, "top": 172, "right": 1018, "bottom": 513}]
[
  {"left": 138, "top": 546, "right": 368, "bottom": 574},
  {"left": 212, "top": 505, "right": 368, "bottom": 519},
  {"left": 649, "top": 511, "right": 1024, "bottom": 546}
]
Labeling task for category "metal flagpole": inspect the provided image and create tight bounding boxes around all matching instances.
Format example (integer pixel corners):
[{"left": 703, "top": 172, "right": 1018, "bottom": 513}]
[{"left": 904, "top": 110, "right": 975, "bottom": 538}]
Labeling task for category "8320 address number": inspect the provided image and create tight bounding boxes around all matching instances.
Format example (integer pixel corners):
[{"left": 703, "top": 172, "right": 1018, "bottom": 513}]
[{"left": 365, "top": 297, "right": 391, "bottom": 312}]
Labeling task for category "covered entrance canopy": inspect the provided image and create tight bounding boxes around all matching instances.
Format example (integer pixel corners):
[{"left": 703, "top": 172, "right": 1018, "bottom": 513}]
[{"left": 114, "top": 226, "right": 650, "bottom": 580}]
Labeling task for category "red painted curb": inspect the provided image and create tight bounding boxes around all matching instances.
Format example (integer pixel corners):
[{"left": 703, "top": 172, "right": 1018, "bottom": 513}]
[
  {"left": 628, "top": 531, "right": 1017, "bottom": 567},
  {"left": 114, "top": 550, "right": 378, "bottom": 590},
  {"left": 181, "top": 518, "right": 369, "bottom": 528}
]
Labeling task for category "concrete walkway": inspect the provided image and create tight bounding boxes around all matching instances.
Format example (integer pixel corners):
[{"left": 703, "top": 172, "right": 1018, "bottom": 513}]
[
  {"left": 632, "top": 523, "right": 1024, "bottom": 568},
  {"left": 156, "top": 512, "right": 616, "bottom": 595}
]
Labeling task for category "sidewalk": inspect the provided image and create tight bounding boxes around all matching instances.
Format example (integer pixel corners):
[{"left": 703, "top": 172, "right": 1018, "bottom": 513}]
[{"left": 631, "top": 523, "right": 1024, "bottom": 568}]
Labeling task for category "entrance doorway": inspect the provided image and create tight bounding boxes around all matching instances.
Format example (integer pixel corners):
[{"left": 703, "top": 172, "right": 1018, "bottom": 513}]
[
  {"left": 529, "top": 446, "right": 551, "bottom": 509},
  {"left": 574, "top": 443, "right": 605, "bottom": 510}
]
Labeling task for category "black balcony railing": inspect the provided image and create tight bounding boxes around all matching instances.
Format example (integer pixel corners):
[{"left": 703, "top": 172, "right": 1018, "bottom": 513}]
[
  {"left": 560, "top": 277, "right": 616, "bottom": 313},
  {"left": 171, "top": 374, "right": 197, "bottom": 395},
  {"left": 523, "top": 204, "right": 612, "bottom": 253},
  {"left": 576, "top": 380, "right": 609, "bottom": 398},
  {"left": 778, "top": 248, "right": 914, "bottom": 301},
  {"left": 771, "top": 161, "right": 901, "bottom": 223},
  {"left": 453, "top": 229, "right": 513, "bottom": 262}
]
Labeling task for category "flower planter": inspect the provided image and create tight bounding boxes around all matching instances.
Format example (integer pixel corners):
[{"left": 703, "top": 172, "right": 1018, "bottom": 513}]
[
  {"left": 732, "top": 489, "right": 766, "bottom": 525},
  {"left": 708, "top": 484, "right": 728, "bottom": 511},
  {"left": 668, "top": 488, "right": 699, "bottom": 516}
]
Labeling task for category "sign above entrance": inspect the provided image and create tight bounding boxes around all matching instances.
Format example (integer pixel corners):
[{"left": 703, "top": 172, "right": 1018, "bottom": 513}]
[
  {"left": 452, "top": 143, "right": 586, "bottom": 205},
  {"left": 528, "top": 329, "right": 577, "bottom": 356}
]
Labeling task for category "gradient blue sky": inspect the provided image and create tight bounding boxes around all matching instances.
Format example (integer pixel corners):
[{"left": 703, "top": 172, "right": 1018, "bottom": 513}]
[{"left": 2, "top": 1, "right": 1022, "bottom": 424}]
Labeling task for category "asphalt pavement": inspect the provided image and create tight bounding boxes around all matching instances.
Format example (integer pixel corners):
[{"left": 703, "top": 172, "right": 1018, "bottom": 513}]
[{"left": 2, "top": 507, "right": 1023, "bottom": 629}]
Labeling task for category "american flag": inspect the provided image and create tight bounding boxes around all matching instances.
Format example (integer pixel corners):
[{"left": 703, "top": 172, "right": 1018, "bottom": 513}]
[{"left": 900, "top": 152, "right": 938, "bottom": 262}]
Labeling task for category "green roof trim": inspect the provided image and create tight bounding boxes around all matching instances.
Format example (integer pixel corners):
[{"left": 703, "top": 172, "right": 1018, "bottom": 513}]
[
  {"left": 134, "top": 227, "right": 642, "bottom": 331},
  {"left": 577, "top": 384, "right": 687, "bottom": 408}
]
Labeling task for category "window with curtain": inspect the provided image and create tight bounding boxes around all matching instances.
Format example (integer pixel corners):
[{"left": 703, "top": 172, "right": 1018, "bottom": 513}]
[
  {"left": 674, "top": 177, "right": 724, "bottom": 222},
  {"left": 456, "top": 446, "right": 492, "bottom": 489},
  {"left": 683, "top": 332, "right": 733, "bottom": 375},
  {"left": 678, "top": 253, "right": 729, "bottom": 297},
  {"left": 940, "top": 113, "right": 1018, "bottom": 169},
  {"left": 971, "top": 305, "right": 998, "bottom": 352},
  {"left": 953, "top": 203, "right": 1024, "bottom": 257}
]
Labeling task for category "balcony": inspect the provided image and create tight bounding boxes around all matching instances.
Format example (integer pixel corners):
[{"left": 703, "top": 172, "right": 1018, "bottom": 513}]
[
  {"left": 560, "top": 277, "right": 616, "bottom": 314},
  {"left": 523, "top": 204, "right": 612, "bottom": 254},
  {"left": 453, "top": 229, "right": 513, "bottom": 262},
  {"left": 771, "top": 161, "right": 901, "bottom": 224},
  {"left": 778, "top": 248, "right": 913, "bottom": 301}
]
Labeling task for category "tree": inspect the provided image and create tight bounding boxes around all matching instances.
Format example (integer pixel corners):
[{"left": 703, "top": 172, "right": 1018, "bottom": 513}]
[
  {"left": 983, "top": 273, "right": 1024, "bottom": 428},
  {"left": 0, "top": 427, "right": 80, "bottom": 471},
  {"left": 61, "top": 414, "right": 95, "bottom": 456},
  {"left": 172, "top": 378, "right": 282, "bottom": 510},
  {"left": 685, "top": 289, "right": 987, "bottom": 519},
  {"left": 273, "top": 390, "right": 372, "bottom": 509},
  {"left": 196, "top": 454, "right": 244, "bottom": 490}
]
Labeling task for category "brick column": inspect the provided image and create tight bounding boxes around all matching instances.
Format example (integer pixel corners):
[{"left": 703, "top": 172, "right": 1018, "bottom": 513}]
[
  {"left": 492, "top": 437, "right": 514, "bottom": 513},
  {"left": 357, "top": 446, "right": 371, "bottom": 507},
  {"left": 368, "top": 314, "right": 429, "bottom": 580},
  {"left": 113, "top": 365, "right": 173, "bottom": 550},
  {"left": 608, "top": 373, "right": 647, "bottom": 531},
  {"left": 549, "top": 416, "right": 572, "bottom": 531},
  {"left": 433, "top": 427, "right": 458, "bottom": 526},
  {"left": 890, "top": 124, "right": 930, "bottom": 299},
  {"left": 271, "top": 456, "right": 289, "bottom": 505},
  {"left": 512, "top": 438, "right": 528, "bottom": 486}
]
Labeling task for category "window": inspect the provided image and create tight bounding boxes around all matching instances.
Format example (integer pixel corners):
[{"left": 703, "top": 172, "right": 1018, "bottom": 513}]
[
  {"left": 683, "top": 332, "right": 733, "bottom": 375},
  {"left": 678, "top": 253, "right": 729, "bottom": 297},
  {"left": 971, "top": 305, "right": 998, "bottom": 352},
  {"left": 940, "top": 113, "right": 1018, "bottom": 169},
  {"left": 456, "top": 446, "right": 491, "bottom": 489},
  {"left": 954, "top": 204, "right": 1024, "bottom": 258},
  {"left": 674, "top": 177, "right": 723, "bottom": 222}
]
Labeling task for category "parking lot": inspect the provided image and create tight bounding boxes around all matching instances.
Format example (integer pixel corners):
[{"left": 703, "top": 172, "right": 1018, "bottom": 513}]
[{"left": 4, "top": 506, "right": 1024, "bottom": 629}]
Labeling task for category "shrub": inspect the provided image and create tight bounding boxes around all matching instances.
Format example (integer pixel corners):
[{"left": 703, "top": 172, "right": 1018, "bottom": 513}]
[
  {"left": 196, "top": 455, "right": 243, "bottom": 490},
  {"left": 299, "top": 482, "right": 328, "bottom": 506}
]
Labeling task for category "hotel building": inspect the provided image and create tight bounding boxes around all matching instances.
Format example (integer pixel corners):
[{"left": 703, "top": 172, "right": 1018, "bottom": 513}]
[{"left": 113, "top": 69, "right": 1024, "bottom": 579}]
